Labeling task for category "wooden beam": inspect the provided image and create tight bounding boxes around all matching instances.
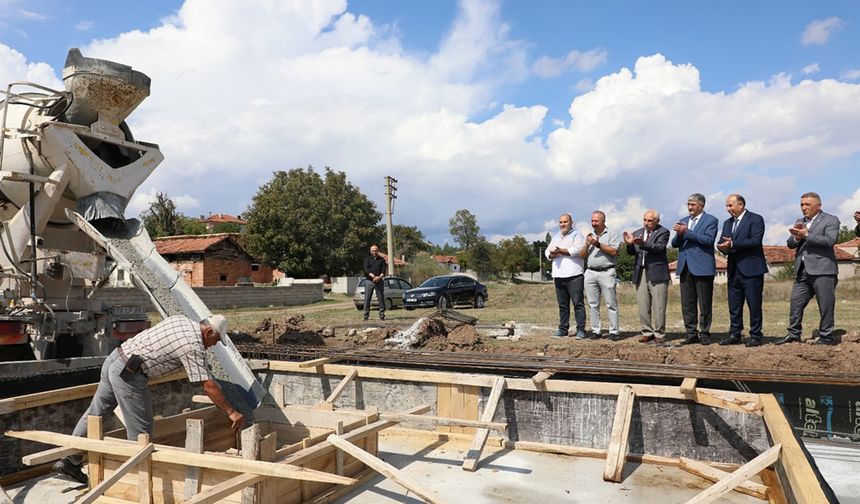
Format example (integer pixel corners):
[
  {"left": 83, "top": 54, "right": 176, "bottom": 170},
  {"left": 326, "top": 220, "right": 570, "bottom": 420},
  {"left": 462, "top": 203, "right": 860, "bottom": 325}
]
[
  {"left": 77, "top": 441, "right": 155, "bottom": 504},
  {"left": 4, "top": 430, "right": 356, "bottom": 485},
  {"left": 759, "top": 394, "right": 831, "bottom": 504},
  {"left": 462, "top": 376, "right": 506, "bottom": 471},
  {"left": 259, "top": 432, "right": 277, "bottom": 504},
  {"left": 22, "top": 446, "right": 80, "bottom": 466},
  {"left": 603, "top": 384, "right": 635, "bottom": 482},
  {"left": 680, "top": 377, "right": 697, "bottom": 397},
  {"left": 324, "top": 368, "right": 358, "bottom": 405},
  {"left": 679, "top": 456, "right": 768, "bottom": 500},
  {"left": 531, "top": 370, "right": 554, "bottom": 385},
  {"left": 695, "top": 389, "right": 762, "bottom": 416},
  {"left": 189, "top": 404, "right": 433, "bottom": 504},
  {"left": 137, "top": 434, "right": 152, "bottom": 504},
  {"left": 335, "top": 421, "right": 345, "bottom": 476},
  {"left": 379, "top": 412, "right": 506, "bottom": 431},
  {"left": 274, "top": 383, "right": 286, "bottom": 408},
  {"left": 241, "top": 424, "right": 260, "bottom": 504},
  {"left": 87, "top": 415, "right": 104, "bottom": 489},
  {"left": 683, "top": 444, "right": 781, "bottom": 504},
  {"left": 299, "top": 357, "right": 333, "bottom": 368},
  {"left": 183, "top": 419, "right": 205, "bottom": 500},
  {"left": 328, "top": 434, "right": 449, "bottom": 504}
]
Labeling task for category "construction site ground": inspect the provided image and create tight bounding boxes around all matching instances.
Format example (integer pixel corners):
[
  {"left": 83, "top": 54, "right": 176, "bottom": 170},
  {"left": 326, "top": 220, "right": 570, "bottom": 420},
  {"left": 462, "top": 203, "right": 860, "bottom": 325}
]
[{"left": 223, "top": 278, "right": 860, "bottom": 374}]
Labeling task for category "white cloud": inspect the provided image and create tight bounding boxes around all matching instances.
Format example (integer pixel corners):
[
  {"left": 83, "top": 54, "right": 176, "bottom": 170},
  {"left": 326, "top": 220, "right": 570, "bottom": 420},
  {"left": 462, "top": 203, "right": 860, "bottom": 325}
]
[
  {"left": 18, "top": 9, "right": 46, "bottom": 21},
  {"left": 574, "top": 78, "right": 594, "bottom": 92},
  {"left": 128, "top": 187, "right": 201, "bottom": 217},
  {"left": 532, "top": 49, "right": 607, "bottom": 78},
  {"left": 802, "top": 63, "right": 820, "bottom": 75},
  {"left": 842, "top": 69, "right": 860, "bottom": 81},
  {"left": 801, "top": 17, "right": 845, "bottom": 46},
  {"left": 0, "top": 43, "right": 62, "bottom": 88},
  {"left": 837, "top": 187, "right": 860, "bottom": 227},
  {"left": 75, "top": 20, "right": 95, "bottom": 32}
]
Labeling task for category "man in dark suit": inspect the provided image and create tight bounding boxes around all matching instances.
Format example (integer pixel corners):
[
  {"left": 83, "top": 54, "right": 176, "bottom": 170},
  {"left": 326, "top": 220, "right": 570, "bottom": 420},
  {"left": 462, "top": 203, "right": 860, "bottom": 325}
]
[
  {"left": 777, "top": 192, "right": 841, "bottom": 345},
  {"left": 624, "top": 210, "right": 670, "bottom": 344},
  {"left": 717, "top": 194, "right": 768, "bottom": 346},
  {"left": 672, "top": 193, "right": 719, "bottom": 345},
  {"left": 855, "top": 210, "right": 860, "bottom": 236},
  {"left": 362, "top": 245, "right": 387, "bottom": 321}
]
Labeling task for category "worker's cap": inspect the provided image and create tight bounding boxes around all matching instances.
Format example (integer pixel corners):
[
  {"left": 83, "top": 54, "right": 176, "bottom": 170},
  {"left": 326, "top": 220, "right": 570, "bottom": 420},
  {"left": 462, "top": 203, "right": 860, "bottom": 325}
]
[{"left": 208, "top": 314, "right": 228, "bottom": 342}]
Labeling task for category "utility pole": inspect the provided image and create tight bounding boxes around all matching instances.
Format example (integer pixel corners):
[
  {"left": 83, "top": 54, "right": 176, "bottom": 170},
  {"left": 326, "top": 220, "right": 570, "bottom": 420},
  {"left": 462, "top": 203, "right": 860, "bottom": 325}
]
[{"left": 384, "top": 176, "right": 397, "bottom": 276}]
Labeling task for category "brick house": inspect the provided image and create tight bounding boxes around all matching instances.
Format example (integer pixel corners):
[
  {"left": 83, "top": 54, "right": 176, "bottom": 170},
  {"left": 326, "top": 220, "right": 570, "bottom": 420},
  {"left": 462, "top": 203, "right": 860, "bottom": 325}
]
[
  {"left": 763, "top": 245, "right": 857, "bottom": 279},
  {"left": 199, "top": 213, "right": 247, "bottom": 233},
  {"left": 668, "top": 255, "right": 728, "bottom": 285},
  {"left": 154, "top": 234, "right": 273, "bottom": 287},
  {"left": 431, "top": 254, "right": 460, "bottom": 272}
]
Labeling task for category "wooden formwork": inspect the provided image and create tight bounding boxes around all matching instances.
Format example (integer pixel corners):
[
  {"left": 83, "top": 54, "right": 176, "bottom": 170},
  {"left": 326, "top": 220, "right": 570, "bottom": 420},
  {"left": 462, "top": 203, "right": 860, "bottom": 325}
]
[{"left": 1, "top": 360, "right": 838, "bottom": 504}]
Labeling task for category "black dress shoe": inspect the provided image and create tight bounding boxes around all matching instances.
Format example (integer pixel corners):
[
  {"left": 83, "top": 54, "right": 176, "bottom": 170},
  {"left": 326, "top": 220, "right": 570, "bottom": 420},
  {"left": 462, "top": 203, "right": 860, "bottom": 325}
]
[
  {"left": 52, "top": 458, "right": 88, "bottom": 485},
  {"left": 745, "top": 338, "right": 762, "bottom": 347},
  {"left": 811, "top": 338, "right": 836, "bottom": 346},
  {"left": 775, "top": 335, "right": 801, "bottom": 345},
  {"left": 699, "top": 335, "right": 711, "bottom": 346},
  {"left": 680, "top": 336, "right": 699, "bottom": 345},
  {"left": 719, "top": 335, "right": 742, "bottom": 346}
]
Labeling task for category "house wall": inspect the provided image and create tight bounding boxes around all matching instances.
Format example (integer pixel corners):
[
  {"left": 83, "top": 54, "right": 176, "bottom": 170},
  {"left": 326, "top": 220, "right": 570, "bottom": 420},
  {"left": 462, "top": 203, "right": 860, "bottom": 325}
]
[
  {"left": 95, "top": 283, "right": 323, "bottom": 310},
  {"left": 331, "top": 276, "right": 364, "bottom": 295}
]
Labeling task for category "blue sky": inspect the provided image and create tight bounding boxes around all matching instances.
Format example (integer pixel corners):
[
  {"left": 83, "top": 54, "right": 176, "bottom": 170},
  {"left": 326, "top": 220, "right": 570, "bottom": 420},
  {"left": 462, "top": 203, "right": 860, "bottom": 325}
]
[{"left": 1, "top": 0, "right": 859, "bottom": 246}]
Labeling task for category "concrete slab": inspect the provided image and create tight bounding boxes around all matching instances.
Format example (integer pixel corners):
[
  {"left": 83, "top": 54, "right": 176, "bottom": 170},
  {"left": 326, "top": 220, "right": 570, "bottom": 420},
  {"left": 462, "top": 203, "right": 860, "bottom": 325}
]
[
  {"left": 335, "top": 434, "right": 763, "bottom": 504},
  {"left": 806, "top": 440, "right": 860, "bottom": 504},
  {"left": 4, "top": 473, "right": 83, "bottom": 503}
]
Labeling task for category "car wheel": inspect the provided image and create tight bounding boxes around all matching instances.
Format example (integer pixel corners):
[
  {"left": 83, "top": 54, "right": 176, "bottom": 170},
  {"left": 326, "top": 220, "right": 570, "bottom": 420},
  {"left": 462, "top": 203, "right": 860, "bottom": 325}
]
[
  {"left": 474, "top": 295, "right": 485, "bottom": 309},
  {"left": 437, "top": 296, "right": 449, "bottom": 309},
  {"left": 385, "top": 298, "right": 394, "bottom": 311}
]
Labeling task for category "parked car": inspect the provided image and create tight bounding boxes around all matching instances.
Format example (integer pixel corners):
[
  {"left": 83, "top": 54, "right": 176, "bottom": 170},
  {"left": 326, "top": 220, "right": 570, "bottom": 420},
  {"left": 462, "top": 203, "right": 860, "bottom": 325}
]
[
  {"left": 402, "top": 274, "right": 488, "bottom": 310},
  {"left": 353, "top": 276, "right": 413, "bottom": 310}
]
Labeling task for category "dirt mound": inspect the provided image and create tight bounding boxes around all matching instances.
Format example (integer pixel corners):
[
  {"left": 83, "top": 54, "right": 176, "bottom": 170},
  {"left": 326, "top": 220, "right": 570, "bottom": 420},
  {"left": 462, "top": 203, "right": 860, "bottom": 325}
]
[
  {"left": 228, "top": 331, "right": 260, "bottom": 344},
  {"left": 447, "top": 324, "right": 481, "bottom": 347},
  {"left": 251, "top": 314, "right": 328, "bottom": 346}
]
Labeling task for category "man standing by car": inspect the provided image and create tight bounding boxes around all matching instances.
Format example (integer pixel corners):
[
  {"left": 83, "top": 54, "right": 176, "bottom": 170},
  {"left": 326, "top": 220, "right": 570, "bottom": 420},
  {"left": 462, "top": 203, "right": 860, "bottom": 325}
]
[
  {"left": 546, "top": 213, "right": 586, "bottom": 339},
  {"left": 579, "top": 211, "right": 620, "bottom": 340},
  {"left": 363, "top": 244, "right": 387, "bottom": 321}
]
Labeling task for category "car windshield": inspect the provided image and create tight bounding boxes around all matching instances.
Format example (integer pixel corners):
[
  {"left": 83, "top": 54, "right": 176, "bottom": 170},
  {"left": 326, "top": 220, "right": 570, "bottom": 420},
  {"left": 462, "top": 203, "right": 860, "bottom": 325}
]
[{"left": 418, "top": 277, "right": 449, "bottom": 288}]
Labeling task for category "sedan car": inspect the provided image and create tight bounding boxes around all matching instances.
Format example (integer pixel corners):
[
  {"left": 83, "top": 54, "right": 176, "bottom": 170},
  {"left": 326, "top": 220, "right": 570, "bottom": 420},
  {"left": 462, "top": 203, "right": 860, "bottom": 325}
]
[
  {"left": 353, "top": 276, "right": 413, "bottom": 311},
  {"left": 402, "top": 274, "right": 488, "bottom": 310}
]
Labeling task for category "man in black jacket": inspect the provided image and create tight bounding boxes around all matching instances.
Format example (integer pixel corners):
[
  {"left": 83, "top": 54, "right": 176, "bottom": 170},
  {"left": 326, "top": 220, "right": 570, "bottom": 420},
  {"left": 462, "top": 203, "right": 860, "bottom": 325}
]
[{"left": 362, "top": 245, "right": 387, "bottom": 321}]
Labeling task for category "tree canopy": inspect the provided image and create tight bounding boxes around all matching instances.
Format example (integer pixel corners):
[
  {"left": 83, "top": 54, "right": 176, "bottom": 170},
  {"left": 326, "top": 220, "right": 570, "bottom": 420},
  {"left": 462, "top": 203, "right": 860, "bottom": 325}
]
[
  {"left": 242, "top": 167, "right": 382, "bottom": 277},
  {"left": 449, "top": 209, "right": 481, "bottom": 253},
  {"left": 140, "top": 192, "right": 206, "bottom": 238},
  {"left": 392, "top": 224, "right": 431, "bottom": 261}
]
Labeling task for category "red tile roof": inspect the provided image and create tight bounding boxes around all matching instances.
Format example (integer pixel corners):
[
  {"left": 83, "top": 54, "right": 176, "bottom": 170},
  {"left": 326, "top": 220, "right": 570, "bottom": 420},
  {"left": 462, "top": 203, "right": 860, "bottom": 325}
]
[
  {"left": 432, "top": 255, "right": 459, "bottom": 264},
  {"left": 837, "top": 237, "right": 860, "bottom": 248},
  {"left": 154, "top": 233, "right": 239, "bottom": 255},
  {"left": 668, "top": 256, "right": 727, "bottom": 272},
  {"left": 200, "top": 213, "right": 247, "bottom": 225},
  {"left": 763, "top": 245, "right": 854, "bottom": 264},
  {"left": 378, "top": 252, "right": 408, "bottom": 267}
]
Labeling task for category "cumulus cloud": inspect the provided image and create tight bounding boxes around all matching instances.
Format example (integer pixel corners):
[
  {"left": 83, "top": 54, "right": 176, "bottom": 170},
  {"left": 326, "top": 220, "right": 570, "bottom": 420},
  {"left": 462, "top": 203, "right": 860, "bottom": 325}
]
[
  {"left": 18, "top": 9, "right": 47, "bottom": 21},
  {"left": 0, "top": 43, "right": 62, "bottom": 88},
  {"left": 837, "top": 187, "right": 860, "bottom": 226},
  {"left": 802, "top": 63, "right": 820, "bottom": 75},
  {"left": 842, "top": 69, "right": 860, "bottom": 81},
  {"left": 801, "top": 17, "right": 845, "bottom": 46},
  {"left": 532, "top": 48, "right": 608, "bottom": 78},
  {"left": 128, "top": 187, "right": 201, "bottom": 216}
]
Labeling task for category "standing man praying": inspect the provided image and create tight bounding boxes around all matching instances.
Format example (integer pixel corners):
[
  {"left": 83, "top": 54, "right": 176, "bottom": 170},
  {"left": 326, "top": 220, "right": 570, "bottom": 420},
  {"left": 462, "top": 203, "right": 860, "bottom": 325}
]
[
  {"left": 362, "top": 244, "right": 387, "bottom": 321},
  {"left": 546, "top": 213, "right": 586, "bottom": 339}
]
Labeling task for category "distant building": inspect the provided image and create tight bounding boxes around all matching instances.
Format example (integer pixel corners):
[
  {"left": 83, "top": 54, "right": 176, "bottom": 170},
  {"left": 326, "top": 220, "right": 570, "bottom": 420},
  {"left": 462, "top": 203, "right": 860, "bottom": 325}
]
[
  {"left": 668, "top": 255, "right": 728, "bottom": 285},
  {"left": 199, "top": 213, "right": 247, "bottom": 233},
  {"left": 432, "top": 254, "right": 460, "bottom": 272},
  {"left": 154, "top": 233, "right": 272, "bottom": 287},
  {"left": 763, "top": 245, "right": 856, "bottom": 280},
  {"left": 837, "top": 237, "right": 860, "bottom": 258},
  {"left": 378, "top": 252, "right": 409, "bottom": 271}
]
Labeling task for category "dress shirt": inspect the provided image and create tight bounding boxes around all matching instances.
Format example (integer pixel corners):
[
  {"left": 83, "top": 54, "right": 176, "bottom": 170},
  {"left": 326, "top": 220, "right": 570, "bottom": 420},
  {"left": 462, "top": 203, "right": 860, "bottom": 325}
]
[{"left": 545, "top": 229, "right": 585, "bottom": 278}]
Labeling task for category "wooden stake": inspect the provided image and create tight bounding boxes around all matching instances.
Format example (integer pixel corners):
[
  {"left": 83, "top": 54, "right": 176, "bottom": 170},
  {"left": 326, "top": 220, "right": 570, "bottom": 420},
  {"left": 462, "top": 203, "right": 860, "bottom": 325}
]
[
  {"left": 335, "top": 421, "right": 344, "bottom": 476},
  {"left": 683, "top": 444, "right": 781, "bottom": 504},
  {"left": 274, "top": 383, "right": 286, "bottom": 408},
  {"left": 680, "top": 377, "right": 697, "bottom": 397},
  {"left": 87, "top": 415, "right": 104, "bottom": 489},
  {"left": 299, "top": 357, "right": 332, "bottom": 368},
  {"left": 259, "top": 432, "right": 277, "bottom": 504},
  {"left": 531, "top": 370, "right": 554, "bottom": 385},
  {"left": 328, "top": 434, "right": 449, "bottom": 504},
  {"left": 183, "top": 419, "right": 205, "bottom": 500},
  {"left": 137, "top": 434, "right": 152, "bottom": 504},
  {"left": 462, "top": 377, "right": 506, "bottom": 471},
  {"left": 78, "top": 441, "right": 155, "bottom": 504},
  {"left": 603, "top": 384, "right": 635, "bottom": 482},
  {"left": 241, "top": 424, "right": 261, "bottom": 504},
  {"left": 678, "top": 457, "right": 768, "bottom": 500},
  {"left": 324, "top": 368, "right": 358, "bottom": 405}
]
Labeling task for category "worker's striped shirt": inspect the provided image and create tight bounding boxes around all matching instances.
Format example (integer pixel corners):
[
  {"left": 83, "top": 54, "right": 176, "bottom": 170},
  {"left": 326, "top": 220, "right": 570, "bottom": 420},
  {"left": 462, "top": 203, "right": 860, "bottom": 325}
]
[{"left": 120, "top": 315, "right": 212, "bottom": 382}]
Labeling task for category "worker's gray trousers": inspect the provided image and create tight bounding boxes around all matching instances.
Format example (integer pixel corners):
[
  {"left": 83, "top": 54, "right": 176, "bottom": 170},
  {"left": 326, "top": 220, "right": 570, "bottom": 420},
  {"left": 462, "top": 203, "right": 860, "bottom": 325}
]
[
  {"left": 584, "top": 268, "right": 619, "bottom": 335},
  {"left": 68, "top": 349, "right": 152, "bottom": 465}
]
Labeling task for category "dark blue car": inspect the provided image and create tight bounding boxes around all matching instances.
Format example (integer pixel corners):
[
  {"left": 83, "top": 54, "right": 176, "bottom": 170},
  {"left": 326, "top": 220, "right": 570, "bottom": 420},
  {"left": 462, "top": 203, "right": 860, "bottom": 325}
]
[{"left": 402, "top": 275, "right": 488, "bottom": 310}]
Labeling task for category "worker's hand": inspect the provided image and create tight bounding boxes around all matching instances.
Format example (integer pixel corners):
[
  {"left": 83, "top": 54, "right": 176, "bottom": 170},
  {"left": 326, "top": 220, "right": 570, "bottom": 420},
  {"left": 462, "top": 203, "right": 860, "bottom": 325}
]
[{"left": 228, "top": 410, "right": 244, "bottom": 433}]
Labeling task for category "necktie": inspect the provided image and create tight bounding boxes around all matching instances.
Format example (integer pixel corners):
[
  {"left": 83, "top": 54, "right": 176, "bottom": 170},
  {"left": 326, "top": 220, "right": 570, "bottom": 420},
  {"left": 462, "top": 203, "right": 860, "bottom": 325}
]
[
  {"left": 731, "top": 218, "right": 739, "bottom": 234},
  {"left": 689, "top": 217, "right": 696, "bottom": 232}
]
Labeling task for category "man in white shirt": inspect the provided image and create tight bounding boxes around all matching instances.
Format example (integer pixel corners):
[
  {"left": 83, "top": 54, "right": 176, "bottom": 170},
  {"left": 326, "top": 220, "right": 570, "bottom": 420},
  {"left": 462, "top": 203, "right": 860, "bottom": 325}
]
[{"left": 545, "top": 213, "right": 586, "bottom": 338}]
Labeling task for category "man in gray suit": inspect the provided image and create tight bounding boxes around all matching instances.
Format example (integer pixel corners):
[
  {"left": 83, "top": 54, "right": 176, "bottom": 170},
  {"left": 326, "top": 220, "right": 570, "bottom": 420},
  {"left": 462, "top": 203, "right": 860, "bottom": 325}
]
[
  {"left": 776, "top": 192, "right": 841, "bottom": 346},
  {"left": 624, "top": 210, "right": 670, "bottom": 344}
]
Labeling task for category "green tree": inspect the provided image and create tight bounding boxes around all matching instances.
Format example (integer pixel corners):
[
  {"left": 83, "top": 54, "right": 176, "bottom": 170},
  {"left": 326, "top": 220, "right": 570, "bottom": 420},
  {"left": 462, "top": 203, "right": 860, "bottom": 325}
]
[
  {"left": 141, "top": 192, "right": 206, "bottom": 238},
  {"left": 463, "top": 239, "right": 498, "bottom": 279},
  {"left": 402, "top": 253, "right": 448, "bottom": 286},
  {"left": 392, "top": 224, "right": 431, "bottom": 261},
  {"left": 243, "top": 167, "right": 382, "bottom": 277},
  {"left": 529, "top": 239, "right": 547, "bottom": 273},
  {"left": 837, "top": 225, "right": 856, "bottom": 244},
  {"left": 614, "top": 244, "right": 635, "bottom": 282},
  {"left": 430, "top": 242, "right": 459, "bottom": 255},
  {"left": 449, "top": 209, "right": 481, "bottom": 253},
  {"left": 493, "top": 235, "right": 531, "bottom": 279},
  {"left": 212, "top": 222, "right": 242, "bottom": 234}
]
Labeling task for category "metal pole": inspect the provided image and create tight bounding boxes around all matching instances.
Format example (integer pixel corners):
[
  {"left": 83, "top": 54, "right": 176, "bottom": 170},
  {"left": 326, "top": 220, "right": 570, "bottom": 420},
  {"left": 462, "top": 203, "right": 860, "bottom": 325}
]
[{"left": 384, "top": 176, "right": 396, "bottom": 276}]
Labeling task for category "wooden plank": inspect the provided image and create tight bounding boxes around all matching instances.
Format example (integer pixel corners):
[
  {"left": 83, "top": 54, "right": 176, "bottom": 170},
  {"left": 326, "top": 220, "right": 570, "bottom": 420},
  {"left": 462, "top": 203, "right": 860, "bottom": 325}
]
[
  {"left": 298, "top": 358, "right": 333, "bottom": 368},
  {"left": 680, "top": 377, "right": 697, "bottom": 397},
  {"left": 334, "top": 422, "right": 344, "bottom": 476},
  {"left": 695, "top": 389, "right": 762, "bottom": 416},
  {"left": 683, "top": 444, "right": 781, "bottom": 504},
  {"left": 241, "top": 424, "right": 261, "bottom": 504},
  {"left": 603, "top": 384, "right": 635, "bottom": 482},
  {"left": 328, "top": 434, "right": 448, "bottom": 504},
  {"left": 184, "top": 419, "right": 205, "bottom": 500},
  {"left": 88, "top": 415, "right": 104, "bottom": 489},
  {"left": 324, "top": 368, "right": 357, "bottom": 405},
  {"left": 379, "top": 412, "right": 506, "bottom": 431},
  {"left": 679, "top": 456, "right": 768, "bottom": 500},
  {"left": 760, "top": 469, "right": 789, "bottom": 504},
  {"left": 305, "top": 467, "right": 376, "bottom": 504},
  {"left": 531, "top": 370, "right": 554, "bottom": 384},
  {"left": 77, "top": 441, "right": 155, "bottom": 504},
  {"left": 274, "top": 383, "right": 286, "bottom": 408},
  {"left": 436, "top": 384, "right": 453, "bottom": 434},
  {"left": 259, "top": 432, "right": 277, "bottom": 504},
  {"left": 462, "top": 377, "right": 506, "bottom": 471},
  {"left": 4, "top": 430, "right": 355, "bottom": 485},
  {"left": 267, "top": 361, "right": 762, "bottom": 405},
  {"left": 22, "top": 446, "right": 80, "bottom": 466},
  {"left": 137, "top": 434, "right": 152, "bottom": 504},
  {"left": 759, "top": 394, "right": 831, "bottom": 504}
]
